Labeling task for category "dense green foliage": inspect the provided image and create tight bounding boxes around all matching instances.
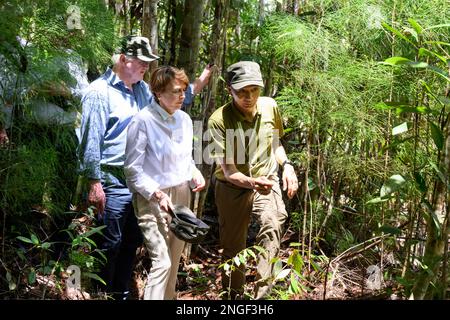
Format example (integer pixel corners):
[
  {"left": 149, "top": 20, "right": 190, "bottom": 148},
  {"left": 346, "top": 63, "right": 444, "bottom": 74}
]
[{"left": 0, "top": 0, "right": 448, "bottom": 299}]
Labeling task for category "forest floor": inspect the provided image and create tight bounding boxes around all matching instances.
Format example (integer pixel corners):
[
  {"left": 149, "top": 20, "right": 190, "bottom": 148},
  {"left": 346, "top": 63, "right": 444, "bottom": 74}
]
[
  {"left": 12, "top": 213, "right": 401, "bottom": 300},
  {"left": 128, "top": 213, "right": 399, "bottom": 301}
]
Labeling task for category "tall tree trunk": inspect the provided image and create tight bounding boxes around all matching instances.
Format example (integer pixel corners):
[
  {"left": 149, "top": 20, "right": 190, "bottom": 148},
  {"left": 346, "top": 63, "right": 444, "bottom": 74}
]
[
  {"left": 195, "top": 0, "right": 230, "bottom": 219},
  {"left": 178, "top": 0, "right": 205, "bottom": 81},
  {"left": 122, "top": 0, "right": 129, "bottom": 35},
  {"left": 168, "top": 0, "right": 177, "bottom": 65},
  {"left": 142, "top": 0, "right": 159, "bottom": 73}
]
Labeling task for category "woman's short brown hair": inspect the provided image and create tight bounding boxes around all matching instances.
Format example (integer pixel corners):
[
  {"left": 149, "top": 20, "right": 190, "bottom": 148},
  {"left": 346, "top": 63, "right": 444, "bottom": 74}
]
[{"left": 150, "top": 66, "right": 189, "bottom": 94}]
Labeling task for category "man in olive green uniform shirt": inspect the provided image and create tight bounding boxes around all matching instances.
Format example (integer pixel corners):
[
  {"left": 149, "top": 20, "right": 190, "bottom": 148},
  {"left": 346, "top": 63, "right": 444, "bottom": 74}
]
[{"left": 208, "top": 61, "right": 298, "bottom": 299}]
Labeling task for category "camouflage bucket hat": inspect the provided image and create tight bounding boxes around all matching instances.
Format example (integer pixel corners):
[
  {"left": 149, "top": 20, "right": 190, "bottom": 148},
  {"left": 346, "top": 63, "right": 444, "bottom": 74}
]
[
  {"left": 168, "top": 205, "right": 210, "bottom": 244},
  {"left": 120, "top": 35, "right": 159, "bottom": 62},
  {"left": 226, "top": 61, "right": 264, "bottom": 90}
]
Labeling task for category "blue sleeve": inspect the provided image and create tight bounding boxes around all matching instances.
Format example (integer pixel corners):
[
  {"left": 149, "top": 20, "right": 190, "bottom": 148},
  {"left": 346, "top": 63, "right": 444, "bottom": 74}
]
[
  {"left": 182, "top": 83, "right": 195, "bottom": 106},
  {"left": 77, "top": 90, "right": 109, "bottom": 180}
]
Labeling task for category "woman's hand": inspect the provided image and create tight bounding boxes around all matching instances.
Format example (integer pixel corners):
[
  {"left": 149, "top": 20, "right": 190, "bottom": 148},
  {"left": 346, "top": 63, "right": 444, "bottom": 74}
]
[
  {"left": 190, "top": 169, "right": 206, "bottom": 192},
  {"left": 152, "top": 190, "right": 173, "bottom": 212}
]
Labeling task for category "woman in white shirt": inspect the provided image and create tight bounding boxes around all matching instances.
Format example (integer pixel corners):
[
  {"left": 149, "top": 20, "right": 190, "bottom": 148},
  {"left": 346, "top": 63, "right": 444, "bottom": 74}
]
[{"left": 124, "top": 66, "right": 205, "bottom": 300}]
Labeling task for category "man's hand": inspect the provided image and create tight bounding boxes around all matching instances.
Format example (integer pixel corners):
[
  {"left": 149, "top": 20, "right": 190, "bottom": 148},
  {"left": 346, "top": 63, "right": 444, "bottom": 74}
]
[
  {"left": 88, "top": 180, "right": 106, "bottom": 218},
  {"left": 192, "top": 64, "right": 214, "bottom": 95},
  {"left": 253, "top": 176, "right": 274, "bottom": 195},
  {"left": 282, "top": 164, "right": 298, "bottom": 199},
  {"left": 190, "top": 169, "right": 206, "bottom": 192}
]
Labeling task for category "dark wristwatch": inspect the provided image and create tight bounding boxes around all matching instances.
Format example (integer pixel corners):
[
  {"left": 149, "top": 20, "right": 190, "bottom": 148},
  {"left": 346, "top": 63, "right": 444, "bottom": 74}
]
[{"left": 282, "top": 159, "right": 293, "bottom": 169}]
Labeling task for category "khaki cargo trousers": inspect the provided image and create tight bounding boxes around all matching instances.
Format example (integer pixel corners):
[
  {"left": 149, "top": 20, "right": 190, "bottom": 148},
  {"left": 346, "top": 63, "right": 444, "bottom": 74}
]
[
  {"left": 215, "top": 177, "right": 288, "bottom": 299},
  {"left": 132, "top": 182, "right": 191, "bottom": 300}
]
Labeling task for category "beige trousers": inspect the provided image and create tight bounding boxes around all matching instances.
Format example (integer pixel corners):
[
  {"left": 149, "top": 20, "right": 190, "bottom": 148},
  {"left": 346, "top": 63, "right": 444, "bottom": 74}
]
[
  {"left": 133, "top": 182, "right": 191, "bottom": 300},
  {"left": 215, "top": 177, "right": 288, "bottom": 299}
]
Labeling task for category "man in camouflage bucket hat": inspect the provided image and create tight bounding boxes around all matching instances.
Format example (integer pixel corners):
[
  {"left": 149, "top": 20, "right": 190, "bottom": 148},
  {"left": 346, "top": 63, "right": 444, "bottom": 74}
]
[
  {"left": 208, "top": 61, "right": 298, "bottom": 299},
  {"left": 78, "top": 35, "right": 213, "bottom": 300}
]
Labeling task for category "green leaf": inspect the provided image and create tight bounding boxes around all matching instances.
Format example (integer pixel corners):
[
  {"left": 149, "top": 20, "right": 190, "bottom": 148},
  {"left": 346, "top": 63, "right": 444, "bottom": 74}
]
[
  {"left": 408, "top": 18, "right": 423, "bottom": 34},
  {"left": 429, "top": 122, "right": 444, "bottom": 150},
  {"left": 379, "top": 225, "right": 402, "bottom": 235},
  {"left": 84, "top": 237, "right": 97, "bottom": 248},
  {"left": 426, "top": 65, "right": 450, "bottom": 82},
  {"left": 366, "top": 197, "right": 391, "bottom": 204},
  {"left": 310, "top": 260, "right": 323, "bottom": 273},
  {"left": 253, "top": 245, "right": 266, "bottom": 254},
  {"left": 287, "top": 250, "right": 303, "bottom": 273},
  {"left": 62, "top": 229, "right": 75, "bottom": 240},
  {"left": 292, "top": 269, "right": 306, "bottom": 281},
  {"left": 30, "top": 234, "right": 39, "bottom": 245},
  {"left": 429, "top": 162, "right": 448, "bottom": 188},
  {"left": 41, "top": 242, "right": 51, "bottom": 250},
  {"left": 423, "top": 23, "right": 450, "bottom": 31},
  {"left": 233, "top": 256, "right": 241, "bottom": 267},
  {"left": 383, "top": 56, "right": 411, "bottom": 66},
  {"left": 373, "top": 102, "right": 392, "bottom": 111},
  {"left": 42, "top": 265, "right": 52, "bottom": 275},
  {"left": 289, "top": 273, "right": 301, "bottom": 294},
  {"left": 17, "top": 250, "right": 26, "bottom": 262},
  {"left": 382, "top": 22, "right": 417, "bottom": 48},
  {"left": 308, "top": 177, "right": 317, "bottom": 191},
  {"left": 413, "top": 172, "right": 427, "bottom": 193},
  {"left": 28, "top": 270, "right": 36, "bottom": 284},
  {"left": 16, "top": 236, "right": 33, "bottom": 244},
  {"left": 8, "top": 280, "right": 16, "bottom": 291},
  {"left": 392, "top": 122, "right": 408, "bottom": 136},
  {"left": 289, "top": 242, "right": 303, "bottom": 247},
  {"left": 418, "top": 48, "right": 447, "bottom": 64},
  {"left": 93, "top": 249, "right": 107, "bottom": 263},
  {"left": 395, "top": 106, "right": 430, "bottom": 115},
  {"left": 421, "top": 200, "right": 442, "bottom": 238},
  {"left": 275, "top": 268, "right": 291, "bottom": 282},
  {"left": 380, "top": 174, "right": 406, "bottom": 198},
  {"left": 408, "top": 61, "right": 428, "bottom": 68},
  {"left": 84, "top": 272, "right": 106, "bottom": 285},
  {"left": 81, "top": 225, "right": 106, "bottom": 238},
  {"left": 248, "top": 249, "right": 256, "bottom": 260},
  {"left": 273, "top": 259, "right": 283, "bottom": 276},
  {"left": 424, "top": 41, "right": 450, "bottom": 47},
  {"left": 404, "top": 27, "right": 418, "bottom": 42}
]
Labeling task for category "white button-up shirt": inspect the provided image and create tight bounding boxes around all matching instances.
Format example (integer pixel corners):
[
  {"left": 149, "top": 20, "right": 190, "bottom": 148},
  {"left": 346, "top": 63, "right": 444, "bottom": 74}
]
[{"left": 124, "top": 99, "right": 196, "bottom": 200}]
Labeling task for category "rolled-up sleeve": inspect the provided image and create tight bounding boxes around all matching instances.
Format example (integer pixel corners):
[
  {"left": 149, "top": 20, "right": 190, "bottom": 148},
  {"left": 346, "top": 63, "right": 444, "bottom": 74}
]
[
  {"left": 78, "top": 91, "right": 108, "bottom": 180},
  {"left": 124, "top": 119, "right": 159, "bottom": 200}
]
